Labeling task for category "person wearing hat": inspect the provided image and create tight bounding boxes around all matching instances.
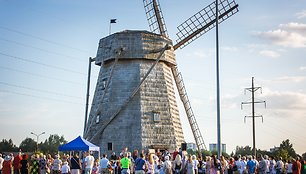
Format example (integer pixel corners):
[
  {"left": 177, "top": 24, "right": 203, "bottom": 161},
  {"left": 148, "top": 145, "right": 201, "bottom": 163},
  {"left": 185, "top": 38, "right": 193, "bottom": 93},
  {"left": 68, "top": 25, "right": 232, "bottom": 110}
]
[
  {"left": 52, "top": 154, "right": 62, "bottom": 174},
  {"left": 2, "top": 155, "right": 12, "bottom": 174},
  {"left": 0, "top": 153, "right": 4, "bottom": 174}
]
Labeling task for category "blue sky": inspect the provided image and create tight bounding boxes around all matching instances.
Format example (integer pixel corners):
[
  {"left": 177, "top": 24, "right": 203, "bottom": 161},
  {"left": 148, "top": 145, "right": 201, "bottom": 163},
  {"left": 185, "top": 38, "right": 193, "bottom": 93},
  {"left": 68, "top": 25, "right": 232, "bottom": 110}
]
[{"left": 0, "top": 0, "right": 305, "bottom": 154}]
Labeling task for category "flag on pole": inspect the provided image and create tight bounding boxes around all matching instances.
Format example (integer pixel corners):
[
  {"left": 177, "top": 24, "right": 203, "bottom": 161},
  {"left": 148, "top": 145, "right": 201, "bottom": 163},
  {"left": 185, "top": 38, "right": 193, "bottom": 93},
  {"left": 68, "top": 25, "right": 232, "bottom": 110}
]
[{"left": 110, "top": 19, "right": 117, "bottom": 23}]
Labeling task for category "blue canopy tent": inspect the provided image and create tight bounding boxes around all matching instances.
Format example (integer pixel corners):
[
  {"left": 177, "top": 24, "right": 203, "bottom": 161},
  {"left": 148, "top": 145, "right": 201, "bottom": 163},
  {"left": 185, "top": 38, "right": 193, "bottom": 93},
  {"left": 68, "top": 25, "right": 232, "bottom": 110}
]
[{"left": 58, "top": 136, "right": 100, "bottom": 152}]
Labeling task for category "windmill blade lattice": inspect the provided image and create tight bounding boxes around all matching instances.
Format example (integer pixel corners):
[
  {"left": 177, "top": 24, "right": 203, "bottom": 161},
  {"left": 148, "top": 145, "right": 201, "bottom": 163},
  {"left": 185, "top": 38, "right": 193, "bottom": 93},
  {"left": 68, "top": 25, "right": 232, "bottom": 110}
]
[
  {"left": 143, "top": 0, "right": 168, "bottom": 37},
  {"left": 174, "top": 0, "right": 238, "bottom": 50}
]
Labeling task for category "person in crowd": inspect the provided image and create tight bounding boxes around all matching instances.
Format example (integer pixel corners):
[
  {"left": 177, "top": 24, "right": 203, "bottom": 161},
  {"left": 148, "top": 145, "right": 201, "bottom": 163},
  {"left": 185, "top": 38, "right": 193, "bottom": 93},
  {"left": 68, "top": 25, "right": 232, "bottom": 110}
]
[
  {"left": 39, "top": 154, "right": 48, "bottom": 174},
  {"left": 162, "top": 150, "right": 170, "bottom": 161},
  {"left": 61, "top": 161, "right": 70, "bottom": 174},
  {"left": 100, "top": 154, "right": 111, "bottom": 174},
  {"left": 270, "top": 157, "right": 276, "bottom": 174},
  {"left": 84, "top": 151, "right": 95, "bottom": 174},
  {"left": 46, "top": 154, "right": 53, "bottom": 174},
  {"left": 153, "top": 155, "right": 160, "bottom": 174},
  {"left": 286, "top": 159, "right": 293, "bottom": 174},
  {"left": 258, "top": 155, "right": 268, "bottom": 174},
  {"left": 127, "top": 152, "right": 135, "bottom": 174},
  {"left": 197, "top": 156, "right": 204, "bottom": 174},
  {"left": 276, "top": 157, "right": 284, "bottom": 174},
  {"left": 163, "top": 156, "right": 172, "bottom": 174},
  {"left": 120, "top": 152, "right": 131, "bottom": 174},
  {"left": 211, "top": 155, "right": 220, "bottom": 174},
  {"left": 240, "top": 156, "right": 247, "bottom": 174},
  {"left": 301, "top": 160, "right": 306, "bottom": 174},
  {"left": 220, "top": 156, "right": 228, "bottom": 174},
  {"left": 2, "top": 155, "right": 12, "bottom": 174},
  {"left": 232, "top": 156, "right": 240, "bottom": 174},
  {"left": 71, "top": 153, "right": 82, "bottom": 174},
  {"left": 132, "top": 151, "right": 139, "bottom": 162},
  {"left": 292, "top": 157, "right": 302, "bottom": 174},
  {"left": 147, "top": 153, "right": 155, "bottom": 174},
  {"left": 264, "top": 156, "right": 270, "bottom": 174},
  {"left": 181, "top": 151, "right": 188, "bottom": 174},
  {"left": 31, "top": 154, "right": 40, "bottom": 174},
  {"left": 206, "top": 156, "right": 212, "bottom": 174},
  {"left": 134, "top": 153, "right": 147, "bottom": 174},
  {"left": 92, "top": 161, "right": 99, "bottom": 174},
  {"left": 173, "top": 148, "right": 179, "bottom": 161},
  {"left": 13, "top": 152, "right": 22, "bottom": 174},
  {"left": 110, "top": 160, "right": 116, "bottom": 174},
  {"left": 185, "top": 155, "right": 194, "bottom": 174},
  {"left": 20, "top": 154, "right": 29, "bottom": 174},
  {"left": 246, "top": 156, "right": 256, "bottom": 174},
  {"left": 0, "top": 153, "right": 4, "bottom": 174},
  {"left": 52, "top": 154, "right": 62, "bottom": 174},
  {"left": 111, "top": 152, "right": 118, "bottom": 162},
  {"left": 173, "top": 154, "right": 182, "bottom": 174},
  {"left": 192, "top": 155, "right": 199, "bottom": 174}
]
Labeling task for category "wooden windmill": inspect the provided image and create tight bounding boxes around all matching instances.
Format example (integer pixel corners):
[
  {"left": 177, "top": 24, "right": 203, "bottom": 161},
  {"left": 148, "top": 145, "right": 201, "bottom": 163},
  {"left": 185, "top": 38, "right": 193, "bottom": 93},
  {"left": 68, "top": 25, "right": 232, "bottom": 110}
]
[{"left": 84, "top": 0, "right": 238, "bottom": 153}]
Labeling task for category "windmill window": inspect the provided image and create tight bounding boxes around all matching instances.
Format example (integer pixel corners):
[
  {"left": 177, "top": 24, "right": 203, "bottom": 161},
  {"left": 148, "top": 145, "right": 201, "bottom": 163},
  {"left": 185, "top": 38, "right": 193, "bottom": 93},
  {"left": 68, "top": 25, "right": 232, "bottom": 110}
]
[
  {"left": 102, "top": 78, "right": 107, "bottom": 90},
  {"left": 153, "top": 111, "right": 160, "bottom": 122},
  {"left": 96, "top": 114, "right": 100, "bottom": 124}
]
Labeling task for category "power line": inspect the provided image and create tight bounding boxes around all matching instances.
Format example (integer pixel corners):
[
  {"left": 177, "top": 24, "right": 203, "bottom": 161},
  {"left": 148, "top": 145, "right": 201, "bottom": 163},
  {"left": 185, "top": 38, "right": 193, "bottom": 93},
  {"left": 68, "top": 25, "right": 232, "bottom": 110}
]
[
  {"left": 0, "top": 89, "right": 83, "bottom": 105},
  {"left": 0, "top": 81, "right": 84, "bottom": 99},
  {"left": 0, "top": 37, "right": 86, "bottom": 62},
  {"left": 0, "top": 26, "right": 90, "bottom": 53},
  {"left": 241, "top": 77, "right": 266, "bottom": 157},
  {"left": 0, "top": 52, "right": 87, "bottom": 76},
  {"left": 0, "top": 66, "right": 84, "bottom": 86}
]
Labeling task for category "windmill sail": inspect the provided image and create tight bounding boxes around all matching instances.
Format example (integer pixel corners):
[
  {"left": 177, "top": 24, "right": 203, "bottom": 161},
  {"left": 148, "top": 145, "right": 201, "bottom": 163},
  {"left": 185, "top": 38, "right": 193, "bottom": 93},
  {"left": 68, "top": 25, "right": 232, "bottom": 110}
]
[
  {"left": 143, "top": 0, "right": 168, "bottom": 37},
  {"left": 174, "top": 0, "right": 239, "bottom": 50}
]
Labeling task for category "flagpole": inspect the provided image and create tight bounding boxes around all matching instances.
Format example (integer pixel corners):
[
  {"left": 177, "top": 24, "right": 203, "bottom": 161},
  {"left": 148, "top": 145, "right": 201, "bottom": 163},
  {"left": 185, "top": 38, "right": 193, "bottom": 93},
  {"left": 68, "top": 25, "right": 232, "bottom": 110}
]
[
  {"left": 109, "top": 19, "right": 116, "bottom": 35},
  {"left": 109, "top": 21, "right": 112, "bottom": 35}
]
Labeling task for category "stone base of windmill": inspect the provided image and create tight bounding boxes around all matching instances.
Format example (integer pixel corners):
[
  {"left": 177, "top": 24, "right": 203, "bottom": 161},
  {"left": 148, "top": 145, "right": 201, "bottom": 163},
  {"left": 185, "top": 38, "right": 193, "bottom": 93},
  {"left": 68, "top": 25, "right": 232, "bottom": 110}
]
[{"left": 85, "top": 30, "right": 185, "bottom": 154}]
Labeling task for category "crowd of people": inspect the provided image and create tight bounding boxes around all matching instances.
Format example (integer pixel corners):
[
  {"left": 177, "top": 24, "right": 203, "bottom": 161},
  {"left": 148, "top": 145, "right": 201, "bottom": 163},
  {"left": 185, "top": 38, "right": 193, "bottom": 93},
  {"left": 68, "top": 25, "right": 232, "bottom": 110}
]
[{"left": 0, "top": 148, "right": 305, "bottom": 174}]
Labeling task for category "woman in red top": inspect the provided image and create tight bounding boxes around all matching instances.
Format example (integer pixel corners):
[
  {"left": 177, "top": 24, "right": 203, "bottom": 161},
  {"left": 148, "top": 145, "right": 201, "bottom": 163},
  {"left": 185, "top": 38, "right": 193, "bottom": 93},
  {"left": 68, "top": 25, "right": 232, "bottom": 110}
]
[{"left": 2, "top": 155, "right": 12, "bottom": 174}]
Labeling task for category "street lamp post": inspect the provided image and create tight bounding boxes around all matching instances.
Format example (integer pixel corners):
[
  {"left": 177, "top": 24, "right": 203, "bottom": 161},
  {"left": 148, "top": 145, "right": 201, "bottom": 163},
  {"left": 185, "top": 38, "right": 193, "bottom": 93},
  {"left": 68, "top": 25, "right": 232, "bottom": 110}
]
[{"left": 31, "top": 132, "right": 45, "bottom": 152}]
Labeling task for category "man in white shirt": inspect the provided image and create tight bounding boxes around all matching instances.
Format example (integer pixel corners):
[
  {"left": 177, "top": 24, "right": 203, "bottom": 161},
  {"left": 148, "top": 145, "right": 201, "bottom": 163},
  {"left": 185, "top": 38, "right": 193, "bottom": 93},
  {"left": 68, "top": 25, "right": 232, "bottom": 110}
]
[
  {"left": 100, "top": 154, "right": 110, "bottom": 174},
  {"left": 85, "top": 151, "right": 95, "bottom": 174},
  {"left": 240, "top": 156, "right": 247, "bottom": 174},
  {"left": 275, "top": 157, "right": 284, "bottom": 174}
]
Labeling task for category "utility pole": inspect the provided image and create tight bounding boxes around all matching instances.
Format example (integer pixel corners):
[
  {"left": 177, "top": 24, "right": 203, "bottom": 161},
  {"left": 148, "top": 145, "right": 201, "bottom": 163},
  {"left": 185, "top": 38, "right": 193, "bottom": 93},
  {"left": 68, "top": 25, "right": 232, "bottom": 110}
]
[
  {"left": 241, "top": 77, "right": 266, "bottom": 158},
  {"left": 84, "top": 57, "right": 95, "bottom": 136},
  {"left": 215, "top": 0, "right": 222, "bottom": 159}
]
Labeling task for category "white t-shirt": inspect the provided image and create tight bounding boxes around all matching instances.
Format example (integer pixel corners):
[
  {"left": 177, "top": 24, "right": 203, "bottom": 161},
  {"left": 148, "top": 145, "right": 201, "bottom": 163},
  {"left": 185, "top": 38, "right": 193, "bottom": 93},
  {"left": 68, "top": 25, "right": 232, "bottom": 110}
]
[
  {"left": 240, "top": 160, "right": 247, "bottom": 173},
  {"left": 61, "top": 164, "right": 70, "bottom": 173},
  {"left": 193, "top": 160, "right": 199, "bottom": 170},
  {"left": 85, "top": 155, "right": 95, "bottom": 169}
]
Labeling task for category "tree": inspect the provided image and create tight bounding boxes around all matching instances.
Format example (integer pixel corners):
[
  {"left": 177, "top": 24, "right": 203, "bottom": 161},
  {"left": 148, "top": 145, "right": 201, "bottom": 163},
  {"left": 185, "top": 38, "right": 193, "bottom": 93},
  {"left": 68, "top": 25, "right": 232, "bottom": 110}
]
[
  {"left": 19, "top": 138, "right": 36, "bottom": 152},
  {"left": 0, "top": 139, "right": 19, "bottom": 152},
  {"left": 279, "top": 139, "right": 296, "bottom": 159},
  {"left": 234, "top": 145, "right": 253, "bottom": 156},
  {"left": 40, "top": 134, "right": 67, "bottom": 155},
  {"left": 302, "top": 152, "right": 306, "bottom": 161}
]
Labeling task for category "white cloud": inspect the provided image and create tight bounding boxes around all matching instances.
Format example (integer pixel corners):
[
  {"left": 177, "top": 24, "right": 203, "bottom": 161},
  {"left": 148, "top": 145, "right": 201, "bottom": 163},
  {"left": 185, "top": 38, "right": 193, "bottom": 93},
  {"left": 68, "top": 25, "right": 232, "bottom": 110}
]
[
  {"left": 257, "top": 29, "right": 306, "bottom": 48},
  {"left": 273, "top": 76, "right": 306, "bottom": 83},
  {"left": 262, "top": 89, "right": 306, "bottom": 118},
  {"left": 221, "top": 46, "right": 238, "bottom": 52},
  {"left": 300, "top": 66, "right": 306, "bottom": 71},
  {"left": 296, "top": 10, "right": 306, "bottom": 19},
  {"left": 279, "top": 22, "right": 306, "bottom": 34},
  {"left": 259, "top": 50, "right": 280, "bottom": 58}
]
